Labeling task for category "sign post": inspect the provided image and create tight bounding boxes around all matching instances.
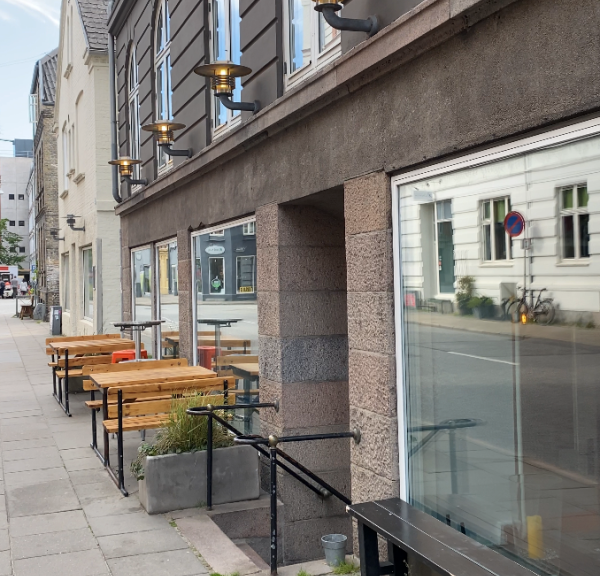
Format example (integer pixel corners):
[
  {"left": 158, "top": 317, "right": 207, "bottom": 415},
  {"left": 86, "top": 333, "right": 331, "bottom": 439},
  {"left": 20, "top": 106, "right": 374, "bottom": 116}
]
[{"left": 504, "top": 210, "right": 527, "bottom": 308}]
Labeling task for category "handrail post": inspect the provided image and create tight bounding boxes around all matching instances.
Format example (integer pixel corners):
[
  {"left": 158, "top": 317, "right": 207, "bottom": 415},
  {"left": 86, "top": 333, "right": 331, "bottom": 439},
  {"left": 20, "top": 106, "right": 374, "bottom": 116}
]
[
  {"left": 206, "top": 405, "right": 214, "bottom": 510},
  {"left": 269, "top": 435, "right": 279, "bottom": 576}
]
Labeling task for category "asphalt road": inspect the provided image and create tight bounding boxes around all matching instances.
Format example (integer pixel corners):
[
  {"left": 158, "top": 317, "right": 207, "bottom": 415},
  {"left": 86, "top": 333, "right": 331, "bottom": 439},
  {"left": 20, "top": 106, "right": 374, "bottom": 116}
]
[{"left": 411, "top": 323, "right": 600, "bottom": 479}]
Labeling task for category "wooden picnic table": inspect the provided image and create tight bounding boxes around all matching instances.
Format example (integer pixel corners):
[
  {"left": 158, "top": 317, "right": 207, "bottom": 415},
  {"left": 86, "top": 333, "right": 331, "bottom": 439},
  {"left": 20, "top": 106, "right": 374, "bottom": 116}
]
[
  {"left": 230, "top": 362, "right": 259, "bottom": 379},
  {"left": 89, "top": 365, "right": 217, "bottom": 479},
  {"left": 49, "top": 338, "right": 136, "bottom": 416}
]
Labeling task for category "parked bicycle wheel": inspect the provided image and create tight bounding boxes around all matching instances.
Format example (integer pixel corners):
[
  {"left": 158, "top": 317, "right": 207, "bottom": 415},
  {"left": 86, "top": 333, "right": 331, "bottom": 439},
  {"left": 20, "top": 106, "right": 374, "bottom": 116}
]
[
  {"left": 508, "top": 301, "right": 528, "bottom": 324},
  {"left": 534, "top": 299, "right": 555, "bottom": 325}
]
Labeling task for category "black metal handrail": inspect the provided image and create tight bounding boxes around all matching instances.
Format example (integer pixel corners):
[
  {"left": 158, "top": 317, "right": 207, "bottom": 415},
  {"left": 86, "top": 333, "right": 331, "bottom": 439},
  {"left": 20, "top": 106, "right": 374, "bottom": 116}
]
[
  {"left": 408, "top": 418, "right": 483, "bottom": 457},
  {"left": 233, "top": 430, "right": 361, "bottom": 576}
]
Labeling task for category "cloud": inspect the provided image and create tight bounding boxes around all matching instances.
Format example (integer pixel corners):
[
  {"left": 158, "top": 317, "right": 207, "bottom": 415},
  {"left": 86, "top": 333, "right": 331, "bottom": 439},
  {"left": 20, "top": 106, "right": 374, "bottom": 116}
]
[
  {"left": 0, "top": 0, "right": 60, "bottom": 26},
  {"left": 0, "top": 9, "right": 10, "bottom": 21}
]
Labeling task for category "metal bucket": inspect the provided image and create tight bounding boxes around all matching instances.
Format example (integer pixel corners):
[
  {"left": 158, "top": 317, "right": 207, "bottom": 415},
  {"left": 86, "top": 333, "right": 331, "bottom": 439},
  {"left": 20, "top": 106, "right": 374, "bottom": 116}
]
[{"left": 321, "top": 533, "right": 347, "bottom": 566}]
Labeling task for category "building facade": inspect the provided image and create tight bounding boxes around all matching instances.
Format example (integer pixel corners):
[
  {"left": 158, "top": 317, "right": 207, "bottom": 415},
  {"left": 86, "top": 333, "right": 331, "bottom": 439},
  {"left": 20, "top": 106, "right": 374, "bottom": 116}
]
[
  {"left": 55, "top": 0, "right": 122, "bottom": 335},
  {"left": 109, "top": 0, "right": 600, "bottom": 573},
  {"left": 30, "top": 49, "right": 60, "bottom": 317},
  {"left": 0, "top": 156, "right": 33, "bottom": 272}
]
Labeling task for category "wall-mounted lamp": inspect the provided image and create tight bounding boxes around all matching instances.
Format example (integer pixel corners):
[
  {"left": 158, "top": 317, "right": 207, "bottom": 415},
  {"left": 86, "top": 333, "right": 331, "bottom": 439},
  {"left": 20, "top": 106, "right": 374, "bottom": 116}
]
[
  {"left": 142, "top": 121, "right": 192, "bottom": 158},
  {"left": 108, "top": 157, "right": 148, "bottom": 186},
  {"left": 50, "top": 228, "right": 65, "bottom": 241},
  {"left": 63, "top": 214, "right": 85, "bottom": 232},
  {"left": 313, "top": 0, "right": 379, "bottom": 37},
  {"left": 194, "top": 62, "right": 260, "bottom": 113}
]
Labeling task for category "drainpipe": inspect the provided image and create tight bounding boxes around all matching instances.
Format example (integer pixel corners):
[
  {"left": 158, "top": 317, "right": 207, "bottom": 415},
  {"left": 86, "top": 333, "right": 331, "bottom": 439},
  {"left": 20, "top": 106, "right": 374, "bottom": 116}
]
[{"left": 108, "top": 0, "right": 121, "bottom": 203}]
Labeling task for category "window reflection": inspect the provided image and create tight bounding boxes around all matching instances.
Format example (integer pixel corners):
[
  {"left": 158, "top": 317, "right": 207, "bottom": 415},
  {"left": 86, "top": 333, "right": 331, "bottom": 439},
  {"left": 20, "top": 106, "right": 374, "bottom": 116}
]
[
  {"left": 157, "top": 240, "right": 178, "bottom": 359},
  {"left": 131, "top": 247, "right": 153, "bottom": 355},
  {"left": 192, "top": 220, "right": 258, "bottom": 434},
  {"left": 398, "top": 134, "right": 600, "bottom": 574}
]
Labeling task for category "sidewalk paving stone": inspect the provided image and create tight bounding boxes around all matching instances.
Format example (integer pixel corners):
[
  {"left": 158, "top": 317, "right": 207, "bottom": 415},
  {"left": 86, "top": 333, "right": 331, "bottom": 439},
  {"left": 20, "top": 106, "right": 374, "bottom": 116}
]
[
  {"left": 11, "top": 526, "right": 98, "bottom": 559},
  {"left": 97, "top": 527, "right": 189, "bottom": 559},
  {"left": 107, "top": 549, "right": 208, "bottom": 576},
  {"left": 9, "top": 510, "right": 88, "bottom": 537},
  {"left": 13, "top": 548, "right": 110, "bottom": 576},
  {"left": 87, "top": 512, "right": 169, "bottom": 537}
]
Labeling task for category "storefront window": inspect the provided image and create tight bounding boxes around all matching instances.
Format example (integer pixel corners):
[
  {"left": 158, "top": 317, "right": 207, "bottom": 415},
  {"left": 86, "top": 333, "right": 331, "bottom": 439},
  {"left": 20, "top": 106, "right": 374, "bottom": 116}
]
[
  {"left": 192, "top": 218, "right": 259, "bottom": 434},
  {"left": 156, "top": 239, "right": 178, "bottom": 358},
  {"left": 131, "top": 247, "right": 153, "bottom": 354},
  {"left": 82, "top": 247, "right": 93, "bottom": 319},
  {"left": 395, "top": 129, "right": 600, "bottom": 575}
]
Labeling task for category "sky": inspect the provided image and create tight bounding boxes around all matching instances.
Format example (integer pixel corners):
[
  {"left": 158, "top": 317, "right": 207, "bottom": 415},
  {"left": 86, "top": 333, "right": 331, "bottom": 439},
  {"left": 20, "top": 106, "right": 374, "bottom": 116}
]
[{"left": 0, "top": 0, "right": 61, "bottom": 156}]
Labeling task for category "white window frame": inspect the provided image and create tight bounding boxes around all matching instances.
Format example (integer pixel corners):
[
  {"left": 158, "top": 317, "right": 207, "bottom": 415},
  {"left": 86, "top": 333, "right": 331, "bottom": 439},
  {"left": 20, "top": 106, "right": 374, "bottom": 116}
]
[
  {"left": 481, "top": 197, "right": 512, "bottom": 263},
  {"left": 62, "top": 252, "right": 70, "bottom": 311},
  {"left": 82, "top": 247, "right": 93, "bottom": 321},
  {"left": 190, "top": 215, "right": 256, "bottom": 365},
  {"left": 559, "top": 183, "right": 589, "bottom": 261},
  {"left": 209, "top": 0, "right": 242, "bottom": 135},
  {"left": 283, "top": 0, "right": 342, "bottom": 91},
  {"left": 242, "top": 221, "right": 255, "bottom": 235},
  {"left": 62, "top": 124, "right": 69, "bottom": 191},
  {"left": 236, "top": 255, "right": 255, "bottom": 294},
  {"left": 154, "top": 0, "right": 172, "bottom": 172},
  {"left": 391, "top": 116, "right": 600, "bottom": 501},
  {"left": 128, "top": 46, "right": 142, "bottom": 181}
]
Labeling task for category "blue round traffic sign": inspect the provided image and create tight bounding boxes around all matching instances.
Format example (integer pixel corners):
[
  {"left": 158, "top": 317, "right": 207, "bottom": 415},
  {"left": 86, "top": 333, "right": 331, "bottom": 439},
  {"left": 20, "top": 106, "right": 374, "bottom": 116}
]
[{"left": 504, "top": 211, "right": 525, "bottom": 237}]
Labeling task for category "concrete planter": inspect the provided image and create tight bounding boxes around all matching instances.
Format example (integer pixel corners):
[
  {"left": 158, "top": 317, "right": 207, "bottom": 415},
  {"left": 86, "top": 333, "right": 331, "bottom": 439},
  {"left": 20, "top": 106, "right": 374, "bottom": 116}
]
[{"left": 139, "top": 444, "right": 260, "bottom": 514}]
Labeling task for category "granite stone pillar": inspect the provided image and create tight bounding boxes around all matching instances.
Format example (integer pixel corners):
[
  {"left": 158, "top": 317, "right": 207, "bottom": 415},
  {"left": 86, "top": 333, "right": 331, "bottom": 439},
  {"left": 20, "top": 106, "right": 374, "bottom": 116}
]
[
  {"left": 257, "top": 202, "right": 351, "bottom": 563},
  {"left": 344, "top": 171, "right": 400, "bottom": 504},
  {"left": 177, "top": 228, "right": 193, "bottom": 364}
]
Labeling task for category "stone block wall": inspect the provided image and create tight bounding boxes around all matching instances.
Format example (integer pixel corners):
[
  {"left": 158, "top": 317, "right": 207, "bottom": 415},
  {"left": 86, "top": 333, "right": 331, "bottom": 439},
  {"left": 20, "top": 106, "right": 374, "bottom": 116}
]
[
  {"left": 257, "top": 203, "right": 351, "bottom": 563},
  {"left": 344, "top": 171, "right": 400, "bottom": 502}
]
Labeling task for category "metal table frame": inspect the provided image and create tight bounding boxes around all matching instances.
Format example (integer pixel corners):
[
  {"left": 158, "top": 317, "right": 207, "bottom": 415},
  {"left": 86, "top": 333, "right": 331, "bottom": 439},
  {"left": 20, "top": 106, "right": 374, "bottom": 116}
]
[
  {"left": 113, "top": 320, "right": 164, "bottom": 360},
  {"left": 197, "top": 318, "right": 241, "bottom": 357}
]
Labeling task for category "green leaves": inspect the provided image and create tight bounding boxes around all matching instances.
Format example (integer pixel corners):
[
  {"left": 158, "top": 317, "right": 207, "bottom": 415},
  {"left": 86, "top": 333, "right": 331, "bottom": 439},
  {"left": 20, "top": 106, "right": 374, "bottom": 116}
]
[{"left": 0, "top": 219, "right": 25, "bottom": 266}]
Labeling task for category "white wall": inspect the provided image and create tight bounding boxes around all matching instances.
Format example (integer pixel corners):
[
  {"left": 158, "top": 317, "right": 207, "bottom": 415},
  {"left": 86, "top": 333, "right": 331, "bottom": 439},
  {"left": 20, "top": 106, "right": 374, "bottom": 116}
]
[{"left": 399, "top": 135, "right": 600, "bottom": 317}]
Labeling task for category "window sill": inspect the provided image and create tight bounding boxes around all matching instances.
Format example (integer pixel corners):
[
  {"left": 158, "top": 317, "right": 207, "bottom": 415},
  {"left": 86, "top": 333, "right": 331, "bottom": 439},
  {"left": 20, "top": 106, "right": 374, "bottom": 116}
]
[
  {"left": 73, "top": 172, "right": 85, "bottom": 184},
  {"left": 478, "top": 262, "right": 514, "bottom": 267},
  {"left": 213, "top": 115, "right": 242, "bottom": 140},
  {"left": 556, "top": 260, "right": 590, "bottom": 267},
  {"left": 60, "top": 190, "right": 68, "bottom": 199},
  {"left": 63, "top": 63, "right": 72, "bottom": 79}
]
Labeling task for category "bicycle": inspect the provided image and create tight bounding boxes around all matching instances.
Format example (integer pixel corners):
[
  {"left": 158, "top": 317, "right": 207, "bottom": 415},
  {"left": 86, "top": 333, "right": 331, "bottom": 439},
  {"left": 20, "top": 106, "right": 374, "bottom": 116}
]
[{"left": 507, "top": 287, "right": 555, "bottom": 325}]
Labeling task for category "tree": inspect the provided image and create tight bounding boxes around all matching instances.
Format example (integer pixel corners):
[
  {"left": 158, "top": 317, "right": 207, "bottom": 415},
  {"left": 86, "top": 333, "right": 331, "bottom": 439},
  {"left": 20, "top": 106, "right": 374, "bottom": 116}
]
[{"left": 0, "top": 219, "right": 25, "bottom": 266}]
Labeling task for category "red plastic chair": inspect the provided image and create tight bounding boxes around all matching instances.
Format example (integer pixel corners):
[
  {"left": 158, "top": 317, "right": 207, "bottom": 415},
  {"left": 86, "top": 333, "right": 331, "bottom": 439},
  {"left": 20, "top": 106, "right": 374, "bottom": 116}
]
[{"left": 112, "top": 349, "right": 148, "bottom": 363}]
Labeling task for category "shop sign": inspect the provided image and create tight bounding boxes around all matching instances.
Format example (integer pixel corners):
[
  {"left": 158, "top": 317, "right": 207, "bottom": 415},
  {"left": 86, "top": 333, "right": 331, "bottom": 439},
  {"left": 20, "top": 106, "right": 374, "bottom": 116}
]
[
  {"left": 413, "top": 189, "right": 434, "bottom": 203},
  {"left": 205, "top": 245, "right": 226, "bottom": 255}
]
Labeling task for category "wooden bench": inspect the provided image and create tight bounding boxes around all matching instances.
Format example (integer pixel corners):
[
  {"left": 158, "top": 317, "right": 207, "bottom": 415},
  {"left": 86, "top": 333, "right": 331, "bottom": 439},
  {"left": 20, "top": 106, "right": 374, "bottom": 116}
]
[
  {"left": 103, "top": 376, "right": 229, "bottom": 493},
  {"left": 84, "top": 358, "right": 190, "bottom": 453}
]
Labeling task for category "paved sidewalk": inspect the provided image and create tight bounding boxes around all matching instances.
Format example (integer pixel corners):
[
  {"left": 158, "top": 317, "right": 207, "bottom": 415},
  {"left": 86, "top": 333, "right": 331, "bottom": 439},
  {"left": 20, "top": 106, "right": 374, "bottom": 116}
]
[{"left": 0, "top": 300, "right": 210, "bottom": 576}]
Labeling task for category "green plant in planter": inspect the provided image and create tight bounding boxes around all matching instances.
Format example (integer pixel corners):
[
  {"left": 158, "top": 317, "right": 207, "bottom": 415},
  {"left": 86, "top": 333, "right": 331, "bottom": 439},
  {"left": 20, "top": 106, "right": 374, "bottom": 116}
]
[
  {"left": 456, "top": 276, "right": 475, "bottom": 314},
  {"left": 131, "top": 394, "right": 234, "bottom": 480},
  {"left": 467, "top": 296, "right": 494, "bottom": 309}
]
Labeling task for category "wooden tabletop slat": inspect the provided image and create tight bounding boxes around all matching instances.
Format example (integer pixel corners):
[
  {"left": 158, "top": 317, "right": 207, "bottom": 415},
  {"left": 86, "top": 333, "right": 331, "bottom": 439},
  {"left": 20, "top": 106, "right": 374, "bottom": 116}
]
[
  {"left": 90, "top": 366, "right": 216, "bottom": 388},
  {"left": 230, "top": 362, "right": 259, "bottom": 377},
  {"left": 50, "top": 339, "right": 137, "bottom": 354}
]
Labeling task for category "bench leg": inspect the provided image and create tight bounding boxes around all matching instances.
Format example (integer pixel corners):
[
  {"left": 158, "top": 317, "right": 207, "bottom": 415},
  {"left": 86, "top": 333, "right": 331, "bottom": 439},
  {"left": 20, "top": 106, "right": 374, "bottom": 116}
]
[
  {"left": 358, "top": 522, "right": 380, "bottom": 576},
  {"left": 103, "top": 391, "right": 110, "bottom": 468},
  {"left": 389, "top": 542, "right": 408, "bottom": 576},
  {"left": 51, "top": 354, "right": 57, "bottom": 397},
  {"left": 90, "top": 390, "right": 98, "bottom": 452},
  {"left": 117, "top": 390, "right": 127, "bottom": 496},
  {"left": 64, "top": 352, "right": 71, "bottom": 416}
]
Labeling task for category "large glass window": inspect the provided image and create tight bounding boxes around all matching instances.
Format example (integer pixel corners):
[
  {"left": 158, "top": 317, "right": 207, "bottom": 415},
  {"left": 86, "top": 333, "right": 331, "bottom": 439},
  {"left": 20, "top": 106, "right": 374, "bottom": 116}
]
[
  {"left": 82, "top": 248, "right": 93, "bottom": 319},
  {"left": 155, "top": 0, "right": 172, "bottom": 169},
  {"left": 131, "top": 247, "right": 153, "bottom": 354},
  {"left": 395, "top": 130, "right": 600, "bottom": 575},
  {"left": 62, "top": 253, "right": 69, "bottom": 311},
  {"left": 128, "top": 46, "right": 141, "bottom": 180},
  {"left": 156, "top": 239, "right": 178, "bottom": 358},
  {"left": 285, "top": 0, "right": 340, "bottom": 88},
  {"left": 192, "top": 219, "right": 259, "bottom": 434},
  {"left": 211, "top": 0, "right": 241, "bottom": 130}
]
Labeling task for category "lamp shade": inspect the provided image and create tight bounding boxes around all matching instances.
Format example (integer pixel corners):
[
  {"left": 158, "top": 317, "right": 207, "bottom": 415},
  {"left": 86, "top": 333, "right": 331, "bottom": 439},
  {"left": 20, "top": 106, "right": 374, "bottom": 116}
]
[
  {"left": 108, "top": 156, "right": 142, "bottom": 177},
  {"left": 194, "top": 61, "right": 252, "bottom": 95},
  {"left": 141, "top": 121, "right": 186, "bottom": 144}
]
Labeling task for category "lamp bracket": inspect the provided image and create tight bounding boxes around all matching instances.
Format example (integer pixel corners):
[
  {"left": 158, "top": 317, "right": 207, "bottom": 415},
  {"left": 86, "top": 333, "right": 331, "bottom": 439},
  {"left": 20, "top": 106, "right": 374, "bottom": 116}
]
[
  {"left": 315, "top": 4, "right": 379, "bottom": 37},
  {"left": 159, "top": 143, "right": 193, "bottom": 158},
  {"left": 122, "top": 175, "right": 148, "bottom": 186},
  {"left": 217, "top": 94, "right": 260, "bottom": 114}
]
